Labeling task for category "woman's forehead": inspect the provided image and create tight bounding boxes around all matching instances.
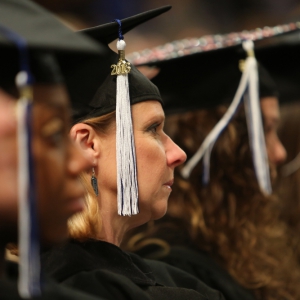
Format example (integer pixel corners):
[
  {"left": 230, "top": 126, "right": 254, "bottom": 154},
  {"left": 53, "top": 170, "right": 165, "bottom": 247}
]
[
  {"left": 132, "top": 100, "right": 164, "bottom": 118},
  {"left": 33, "top": 84, "right": 69, "bottom": 109}
]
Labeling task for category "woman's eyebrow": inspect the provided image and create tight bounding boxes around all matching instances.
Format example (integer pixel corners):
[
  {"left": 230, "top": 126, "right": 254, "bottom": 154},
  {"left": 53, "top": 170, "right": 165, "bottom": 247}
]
[
  {"left": 41, "top": 118, "right": 64, "bottom": 137},
  {"left": 38, "top": 100, "right": 68, "bottom": 114},
  {"left": 144, "top": 113, "right": 165, "bottom": 124}
]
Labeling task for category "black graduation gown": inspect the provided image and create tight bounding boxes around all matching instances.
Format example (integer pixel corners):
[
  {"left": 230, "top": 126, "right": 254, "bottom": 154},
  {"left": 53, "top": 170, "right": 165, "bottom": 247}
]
[
  {"left": 41, "top": 239, "right": 225, "bottom": 300},
  {"left": 149, "top": 247, "right": 256, "bottom": 300},
  {"left": 0, "top": 261, "right": 104, "bottom": 300}
]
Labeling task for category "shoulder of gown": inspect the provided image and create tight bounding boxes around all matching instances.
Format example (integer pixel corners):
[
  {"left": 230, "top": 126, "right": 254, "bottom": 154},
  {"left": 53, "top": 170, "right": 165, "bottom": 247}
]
[
  {"left": 158, "top": 246, "right": 256, "bottom": 300},
  {"left": 0, "top": 261, "right": 106, "bottom": 300},
  {"left": 42, "top": 240, "right": 226, "bottom": 300},
  {"left": 129, "top": 252, "right": 225, "bottom": 300}
]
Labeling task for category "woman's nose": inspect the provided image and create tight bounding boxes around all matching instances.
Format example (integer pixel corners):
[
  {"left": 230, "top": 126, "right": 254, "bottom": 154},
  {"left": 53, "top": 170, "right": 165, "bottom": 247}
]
[
  {"left": 166, "top": 136, "right": 187, "bottom": 168},
  {"left": 271, "top": 139, "right": 287, "bottom": 166}
]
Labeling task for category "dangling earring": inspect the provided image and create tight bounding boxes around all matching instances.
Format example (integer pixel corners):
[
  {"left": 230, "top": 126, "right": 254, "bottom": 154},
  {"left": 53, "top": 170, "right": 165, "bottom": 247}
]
[{"left": 91, "top": 167, "right": 99, "bottom": 196}]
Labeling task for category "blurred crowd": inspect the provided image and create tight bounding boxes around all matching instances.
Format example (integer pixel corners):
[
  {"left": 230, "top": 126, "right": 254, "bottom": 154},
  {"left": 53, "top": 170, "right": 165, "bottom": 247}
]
[{"left": 35, "top": 0, "right": 300, "bottom": 50}]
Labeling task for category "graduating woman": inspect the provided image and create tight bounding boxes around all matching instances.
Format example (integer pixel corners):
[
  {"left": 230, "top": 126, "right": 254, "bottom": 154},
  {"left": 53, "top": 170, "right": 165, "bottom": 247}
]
[
  {"left": 41, "top": 9, "right": 225, "bottom": 300},
  {"left": 122, "top": 26, "right": 300, "bottom": 300},
  {"left": 0, "top": 0, "right": 105, "bottom": 299}
]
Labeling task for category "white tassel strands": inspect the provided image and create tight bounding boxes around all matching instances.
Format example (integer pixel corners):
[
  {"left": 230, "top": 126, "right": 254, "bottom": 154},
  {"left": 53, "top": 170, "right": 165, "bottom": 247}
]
[
  {"left": 17, "top": 97, "right": 31, "bottom": 298},
  {"left": 181, "top": 40, "right": 272, "bottom": 195},
  {"left": 243, "top": 41, "right": 272, "bottom": 195},
  {"left": 16, "top": 71, "right": 41, "bottom": 298},
  {"left": 115, "top": 39, "right": 139, "bottom": 216}
]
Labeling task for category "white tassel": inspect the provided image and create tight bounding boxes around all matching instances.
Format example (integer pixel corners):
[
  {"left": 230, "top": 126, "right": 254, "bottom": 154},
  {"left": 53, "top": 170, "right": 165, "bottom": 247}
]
[
  {"left": 181, "top": 55, "right": 251, "bottom": 179},
  {"left": 181, "top": 40, "right": 272, "bottom": 195},
  {"left": 115, "top": 40, "right": 139, "bottom": 216},
  {"left": 243, "top": 41, "right": 272, "bottom": 194},
  {"left": 17, "top": 95, "right": 31, "bottom": 299}
]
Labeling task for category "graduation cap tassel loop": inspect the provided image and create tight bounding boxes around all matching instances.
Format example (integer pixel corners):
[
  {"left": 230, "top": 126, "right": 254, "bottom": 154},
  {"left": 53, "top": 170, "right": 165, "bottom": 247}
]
[{"left": 112, "top": 19, "right": 139, "bottom": 216}]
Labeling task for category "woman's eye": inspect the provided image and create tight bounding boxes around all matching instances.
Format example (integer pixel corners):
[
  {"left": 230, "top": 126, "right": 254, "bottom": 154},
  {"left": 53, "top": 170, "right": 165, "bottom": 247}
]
[
  {"left": 147, "top": 123, "right": 160, "bottom": 134},
  {"left": 41, "top": 118, "right": 65, "bottom": 146},
  {"left": 49, "top": 130, "right": 64, "bottom": 145}
]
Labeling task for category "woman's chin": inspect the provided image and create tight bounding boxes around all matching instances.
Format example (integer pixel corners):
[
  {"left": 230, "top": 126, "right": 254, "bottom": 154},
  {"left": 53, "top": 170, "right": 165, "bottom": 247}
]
[
  {"left": 150, "top": 203, "right": 168, "bottom": 221},
  {"left": 129, "top": 197, "right": 169, "bottom": 228},
  {"left": 40, "top": 225, "right": 68, "bottom": 247}
]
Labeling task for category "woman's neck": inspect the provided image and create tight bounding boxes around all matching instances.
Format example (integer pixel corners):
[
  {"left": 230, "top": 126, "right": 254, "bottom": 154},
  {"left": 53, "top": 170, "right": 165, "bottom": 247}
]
[
  {"left": 95, "top": 191, "right": 146, "bottom": 246},
  {"left": 97, "top": 205, "right": 133, "bottom": 246}
]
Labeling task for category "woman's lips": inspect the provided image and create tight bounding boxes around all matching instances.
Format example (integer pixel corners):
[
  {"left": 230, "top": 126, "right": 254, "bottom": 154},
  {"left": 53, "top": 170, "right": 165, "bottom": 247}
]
[
  {"left": 163, "top": 179, "right": 174, "bottom": 190},
  {"left": 66, "top": 195, "right": 85, "bottom": 215},
  {"left": 65, "top": 185, "right": 86, "bottom": 215}
]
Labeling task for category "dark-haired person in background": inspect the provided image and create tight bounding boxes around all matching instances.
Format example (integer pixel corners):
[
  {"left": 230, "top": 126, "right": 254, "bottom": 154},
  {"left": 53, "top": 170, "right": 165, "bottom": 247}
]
[{"left": 122, "top": 26, "right": 300, "bottom": 300}]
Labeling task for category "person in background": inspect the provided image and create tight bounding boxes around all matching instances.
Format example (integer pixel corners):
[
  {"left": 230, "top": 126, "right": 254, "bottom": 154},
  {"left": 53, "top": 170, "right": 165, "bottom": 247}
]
[
  {"left": 0, "top": 1, "right": 152, "bottom": 299},
  {"left": 276, "top": 102, "right": 300, "bottom": 260},
  {"left": 122, "top": 25, "right": 300, "bottom": 300}
]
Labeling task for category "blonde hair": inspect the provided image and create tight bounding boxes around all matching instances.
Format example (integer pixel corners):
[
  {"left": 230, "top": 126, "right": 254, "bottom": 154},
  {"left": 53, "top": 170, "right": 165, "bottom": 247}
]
[{"left": 68, "top": 112, "right": 116, "bottom": 241}]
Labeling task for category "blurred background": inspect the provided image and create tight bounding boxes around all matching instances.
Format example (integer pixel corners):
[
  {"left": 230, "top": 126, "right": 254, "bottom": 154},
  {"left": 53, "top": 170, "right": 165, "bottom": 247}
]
[{"left": 34, "top": 0, "right": 300, "bottom": 53}]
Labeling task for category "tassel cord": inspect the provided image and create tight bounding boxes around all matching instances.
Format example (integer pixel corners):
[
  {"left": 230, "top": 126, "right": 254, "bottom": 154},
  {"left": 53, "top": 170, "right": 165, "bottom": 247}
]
[
  {"left": 17, "top": 98, "right": 31, "bottom": 298},
  {"left": 245, "top": 57, "right": 272, "bottom": 194},
  {"left": 181, "top": 57, "right": 252, "bottom": 179}
]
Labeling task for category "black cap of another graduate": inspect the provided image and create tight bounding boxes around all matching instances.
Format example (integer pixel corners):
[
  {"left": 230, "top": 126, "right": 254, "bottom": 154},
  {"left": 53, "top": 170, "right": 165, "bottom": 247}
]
[
  {"left": 128, "top": 23, "right": 300, "bottom": 114},
  {"left": 136, "top": 46, "right": 278, "bottom": 115},
  {"left": 0, "top": 0, "right": 106, "bottom": 94},
  {"left": 68, "top": 6, "right": 171, "bottom": 122},
  {"left": 0, "top": 1, "right": 106, "bottom": 298},
  {"left": 0, "top": 0, "right": 103, "bottom": 54},
  {"left": 127, "top": 23, "right": 300, "bottom": 196},
  {"left": 255, "top": 28, "right": 300, "bottom": 103}
]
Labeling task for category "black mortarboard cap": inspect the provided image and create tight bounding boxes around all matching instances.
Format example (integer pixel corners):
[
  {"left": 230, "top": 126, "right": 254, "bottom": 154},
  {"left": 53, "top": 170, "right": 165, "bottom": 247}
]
[
  {"left": 85, "top": 64, "right": 162, "bottom": 120},
  {"left": 69, "top": 6, "right": 170, "bottom": 122},
  {"left": 0, "top": 1, "right": 106, "bottom": 298},
  {"left": 255, "top": 29, "right": 300, "bottom": 103},
  {"left": 71, "top": 7, "right": 171, "bottom": 216},
  {"left": 0, "top": 0, "right": 103, "bottom": 54},
  {"left": 78, "top": 5, "right": 171, "bottom": 44},
  {"left": 0, "top": 0, "right": 106, "bottom": 95},
  {"left": 133, "top": 46, "right": 277, "bottom": 115},
  {"left": 128, "top": 23, "right": 300, "bottom": 114},
  {"left": 128, "top": 23, "right": 300, "bottom": 195}
]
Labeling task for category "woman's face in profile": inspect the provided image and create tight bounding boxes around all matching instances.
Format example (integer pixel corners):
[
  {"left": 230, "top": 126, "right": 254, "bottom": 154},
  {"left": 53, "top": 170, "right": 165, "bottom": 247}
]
[
  {"left": 0, "top": 84, "right": 90, "bottom": 246},
  {"left": 0, "top": 89, "right": 19, "bottom": 239},
  {"left": 98, "top": 101, "right": 186, "bottom": 224},
  {"left": 32, "top": 84, "right": 90, "bottom": 246},
  {"left": 261, "top": 97, "right": 287, "bottom": 179}
]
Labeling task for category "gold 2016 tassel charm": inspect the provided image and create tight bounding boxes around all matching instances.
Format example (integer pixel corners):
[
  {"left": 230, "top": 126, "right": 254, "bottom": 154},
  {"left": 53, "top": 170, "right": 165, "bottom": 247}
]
[{"left": 111, "top": 46, "right": 131, "bottom": 75}]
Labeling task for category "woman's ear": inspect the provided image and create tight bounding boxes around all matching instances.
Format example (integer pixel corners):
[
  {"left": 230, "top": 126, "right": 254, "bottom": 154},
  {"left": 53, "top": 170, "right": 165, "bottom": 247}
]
[{"left": 70, "top": 123, "right": 100, "bottom": 165}]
